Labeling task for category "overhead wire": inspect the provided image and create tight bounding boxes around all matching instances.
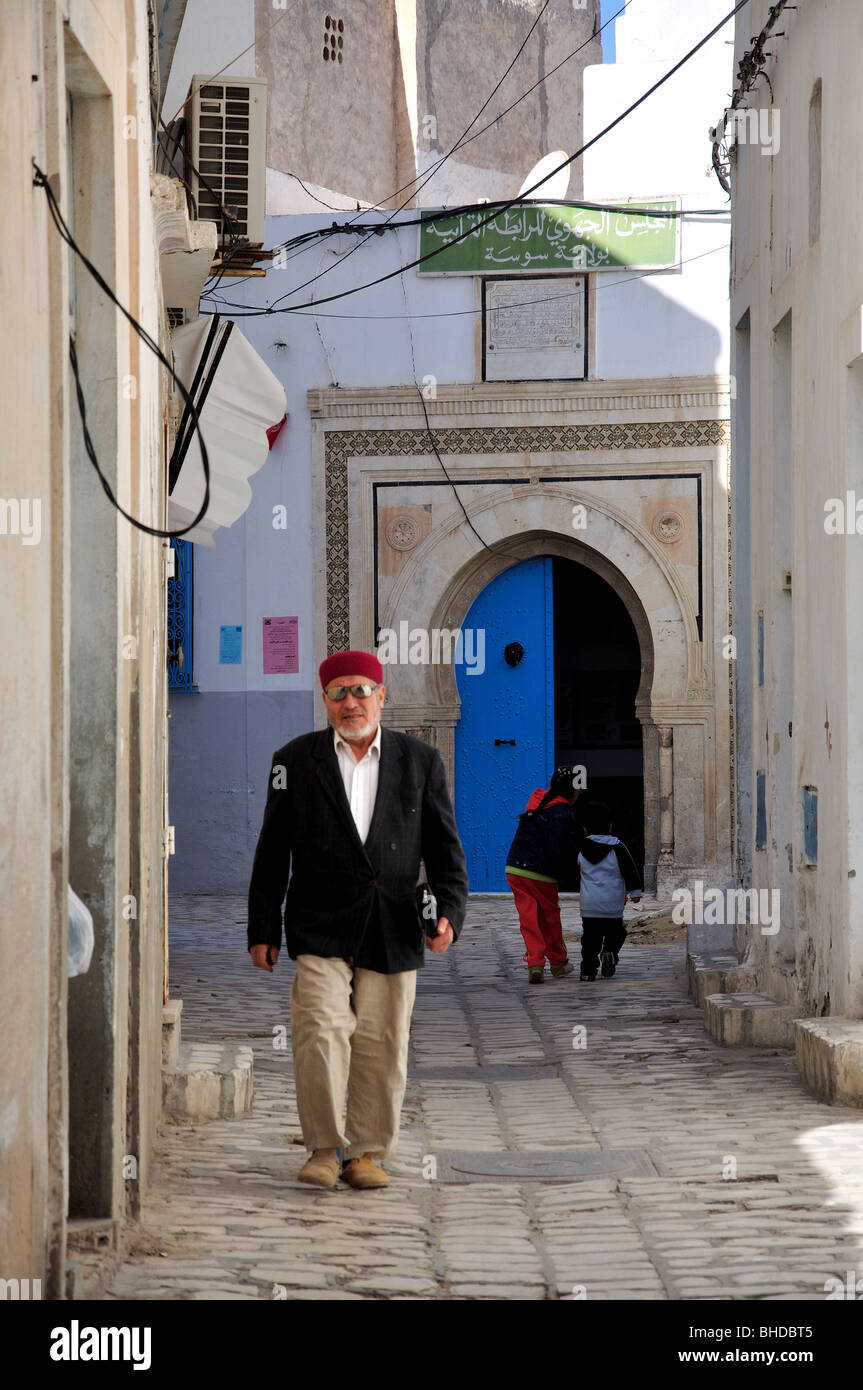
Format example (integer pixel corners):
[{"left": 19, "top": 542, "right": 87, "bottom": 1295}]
[
  {"left": 221, "top": 0, "right": 747, "bottom": 318},
  {"left": 710, "top": 0, "right": 791, "bottom": 192},
  {"left": 33, "top": 161, "right": 212, "bottom": 539},
  {"left": 199, "top": 0, "right": 731, "bottom": 302},
  {"left": 162, "top": 0, "right": 305, "bottom": 127},
  {"left": 339, "top": 0, "right": 627, "bottom": 231},
  {"left": 393, "top": 224, "right": 498, "bottom": 559},
  {"left": 294, "top": 0, "right": 555, "bottom": 303},
  {"left": 210, "top": 239, "right": 729, "bottom": 323},
  {"left": 278, "top": 171, "right": 365, "bottom": 212},
  {"left": 416, "top": 2, "right": 630, "bottom": 179},
  {"left": 266, "top": 0, "right": 735, "bottom": 560},
  {"left": 240, "top": 2, "right": 627, "bottom": 307},
  {"left": 204, "top": 192, "right": 730, "bottom": 304},
  {"left": 39, "top": 2, "right": 741, "bottom": 539}
]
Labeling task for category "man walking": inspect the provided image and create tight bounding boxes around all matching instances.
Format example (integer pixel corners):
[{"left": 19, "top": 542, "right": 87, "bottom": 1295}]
[{"left": 247, "top": 649, "right": 468, "bottom": 1190}]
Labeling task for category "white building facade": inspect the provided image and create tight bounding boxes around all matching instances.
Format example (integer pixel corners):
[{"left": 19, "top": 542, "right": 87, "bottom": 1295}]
[
  {"left": 723, "top": 0, "right": 863, "bottom": 1098},
  {"left": 167, "top": 0, "right": 734, "bottom": 900}
]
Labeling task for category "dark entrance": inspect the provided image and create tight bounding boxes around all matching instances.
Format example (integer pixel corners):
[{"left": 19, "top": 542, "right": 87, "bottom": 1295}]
[
  {"left": 455, "top": 554, "right": 645, "bottom": 889},
  {"left": 552, "top": 558, "right": 644, "bottom": 875}
]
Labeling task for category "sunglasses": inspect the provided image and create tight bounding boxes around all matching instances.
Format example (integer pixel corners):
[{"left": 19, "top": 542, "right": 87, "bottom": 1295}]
[{"left": 324, "top": 682, "right": 381, "bottom": 701}]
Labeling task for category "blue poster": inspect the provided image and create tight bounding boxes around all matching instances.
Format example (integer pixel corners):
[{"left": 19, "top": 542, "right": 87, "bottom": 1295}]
[{"left": 219, "top": 625, "right": 242, "bottom": 664}]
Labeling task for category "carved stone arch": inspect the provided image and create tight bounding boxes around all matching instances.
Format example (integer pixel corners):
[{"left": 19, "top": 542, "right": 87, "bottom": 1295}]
[
  {"left": 425, "top": 529, "right": 656, "bottom": 716},
  {"left": 413, "top": 529, "right": 662, "bottom": 891},
  {"left": 416, "top": 482, "right": 699, "bottom": 691},
  {"left": 378, "top": 482, "right": 708, "bottom": 893},
  {"left": 313, "top": 380, "right": 731, "bottom": 896},
  {"left": 380, "top": 483, "right": 695, "bottom": 714}
]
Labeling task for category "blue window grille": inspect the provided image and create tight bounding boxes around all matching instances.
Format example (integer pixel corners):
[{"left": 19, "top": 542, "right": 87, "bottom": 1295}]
[
  {"left": 755, "top": 769, "right": 767, "bottom": 850},
  {"left": 168, "top": 538, "right": 197, "bottom": 692},
  {"left": 802, "top": 786, "right": 818, "bottom": 866}
]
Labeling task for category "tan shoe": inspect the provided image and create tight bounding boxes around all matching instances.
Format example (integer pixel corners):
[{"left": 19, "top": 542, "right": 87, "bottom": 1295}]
[
  {"left": 298, "top": 1148, "right": 340, "bottom": 1188},
  {"left": 340, "top": 1155, "right": 390, "bottom": 1189}
]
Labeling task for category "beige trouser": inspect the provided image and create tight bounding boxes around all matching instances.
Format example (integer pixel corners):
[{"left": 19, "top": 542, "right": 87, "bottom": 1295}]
[{"left": 290, "top": 954, "right": 417, "bottom": 1160}]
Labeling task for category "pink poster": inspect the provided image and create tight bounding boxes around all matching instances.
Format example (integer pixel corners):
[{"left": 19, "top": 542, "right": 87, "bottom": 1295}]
[{"left": 262, "top": 616, "right": 299, "bottom": 674}]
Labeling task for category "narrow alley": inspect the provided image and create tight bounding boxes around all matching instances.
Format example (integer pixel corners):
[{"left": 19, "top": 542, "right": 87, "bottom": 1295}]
[{"left": 107, "top": 898, "right": 863, "bottom": 1302}]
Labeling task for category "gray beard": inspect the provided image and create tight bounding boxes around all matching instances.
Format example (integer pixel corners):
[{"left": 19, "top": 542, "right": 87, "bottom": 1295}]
[{"left": 337, "top": 719, "right": 378, "bottom": 742}]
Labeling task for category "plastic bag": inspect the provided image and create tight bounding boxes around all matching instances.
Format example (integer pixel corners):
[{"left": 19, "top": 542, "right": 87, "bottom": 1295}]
[{"left": 68, "top": 885, "right": 94, "bottom": 977}]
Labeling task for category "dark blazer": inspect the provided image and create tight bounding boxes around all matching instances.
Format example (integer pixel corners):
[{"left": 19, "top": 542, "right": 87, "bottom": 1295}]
[{"left": 247, "top": 726, "right": 469, "bottom": 973}]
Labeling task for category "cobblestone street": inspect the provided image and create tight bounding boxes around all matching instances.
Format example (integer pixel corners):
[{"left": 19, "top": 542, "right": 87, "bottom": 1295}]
[{"left": 107, "top": 896, "right": 863, "bottom": 1302}]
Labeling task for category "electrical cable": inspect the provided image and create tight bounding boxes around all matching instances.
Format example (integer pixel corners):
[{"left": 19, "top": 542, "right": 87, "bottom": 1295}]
[
  {"left": 275, "top": 198, "right": 729, "bottom": 237},
  {"left": 230, "top": 0, "right": 747, "bottom": 317},
  {"left": 211, "top": 237, "right": 730, "bottom": 322},
  {"left": 278, "top": 171, "right": 365, "bottom": 212},
  {"left": 205, "top": 242, "right": 729, "bottom": 342},
  {"left": 207, "top": 193, "right": 727, "bottom": 300},
  {"left": 417, "top": 2, "right": 629, "bottom": 177},
  {"left": 259, "top": 194, "right": 728, "bottom": 314},
  {"left": 205, "top": 193, "right": 729, "bottom": 302},
  {"left": 162, "top": 0, "right": 305, "bottom": 127},
  {"left": 394, "top": 226, "right": 497, "bottom": 559},
  {"left": 263, "top": 0, "right": 563, "bottom": 307},
  {"left": 152, "top": 109, "right": 246, "bottom": 295},
  {"left": 710, "top": 0, "right": 790, "bottom": 193},
  {"left": 226, "top": 2, "right": 668, "bottom": 294},
  {"left": 300, "top": 0, "right": 554, "bottom": 302},
  {"left": 416, "top": 383, "right": 498, "bottom": 557},
  {"left": 391, "top": 234, "right": 496, "bottom": 560},
  {"left": 259, "top": 2, "right": 638, "bottom": 309},
  {"left": 339, "top": 0, "right": 625, "bottom": 231},
  {"left": 33, "top": 161, "right": 212, "bottom": 539},
  {"left": 153, "top": 111, "right": 197, "bottom": 216},
  {"left": 403, "top": 239, "right": 730, "bottom": 318}
]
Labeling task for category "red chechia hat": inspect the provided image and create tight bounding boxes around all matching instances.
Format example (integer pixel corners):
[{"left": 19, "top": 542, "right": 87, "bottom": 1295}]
[{"left": 319, "top": 649, "right": 384, "bottom": 689}]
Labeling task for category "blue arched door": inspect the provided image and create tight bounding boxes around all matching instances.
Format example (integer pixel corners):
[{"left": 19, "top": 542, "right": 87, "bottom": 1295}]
[{"left": 455, "top": 557, "right": 554, "bottom": 891}]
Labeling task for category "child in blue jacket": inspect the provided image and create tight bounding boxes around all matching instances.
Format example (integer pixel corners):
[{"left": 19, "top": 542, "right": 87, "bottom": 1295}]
[{"left": 575, "top": 801, "right": 642, "bottom": 980}]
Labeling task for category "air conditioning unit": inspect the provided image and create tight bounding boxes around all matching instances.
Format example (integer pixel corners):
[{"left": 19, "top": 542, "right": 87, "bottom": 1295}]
[{"left": 184, "top": 75, "right": 267, "bottom": 245}]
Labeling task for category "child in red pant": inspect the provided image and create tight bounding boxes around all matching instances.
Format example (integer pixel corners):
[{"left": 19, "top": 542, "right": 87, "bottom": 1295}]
[{"left": 505, "top": 768, "right": 581, "bottom": 982}]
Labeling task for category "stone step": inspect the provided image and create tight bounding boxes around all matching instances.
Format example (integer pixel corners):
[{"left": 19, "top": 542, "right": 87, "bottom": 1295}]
[
  {"left": 162, "top": 1042, "right": 254, "bottom": 1120},
  {"left": 794, "top": 1018, "right": 863, "bottom": 1105},
  {"left": 705, "top": 992, "right": 795, "bottom": 1048},
  {"left": 162, "top": 997, "right": 183, "bottom": 1067},
  {"left": 686, "top": 951, "right": 741, "bottom": 1007}
]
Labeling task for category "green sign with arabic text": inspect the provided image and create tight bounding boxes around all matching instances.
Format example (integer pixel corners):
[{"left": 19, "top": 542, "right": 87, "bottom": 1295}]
[{"left": 418, "top": 200, "right": 679, "bottom": 275}]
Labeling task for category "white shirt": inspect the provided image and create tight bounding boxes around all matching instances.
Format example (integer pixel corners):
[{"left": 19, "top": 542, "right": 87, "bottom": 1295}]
[{"left": 333, "top": 724, "right": 381, "bottom": 843}]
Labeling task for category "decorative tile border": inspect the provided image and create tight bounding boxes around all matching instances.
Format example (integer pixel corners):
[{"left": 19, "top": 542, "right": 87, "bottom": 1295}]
[{"left": 324, "top": 421, "right": 729, "bottom": 653}]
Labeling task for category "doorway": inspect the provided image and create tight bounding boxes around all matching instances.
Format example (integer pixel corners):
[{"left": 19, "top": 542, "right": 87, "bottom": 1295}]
[{"left": 455, "top": 555, "right": 644, "bottom": 890}]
